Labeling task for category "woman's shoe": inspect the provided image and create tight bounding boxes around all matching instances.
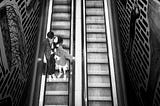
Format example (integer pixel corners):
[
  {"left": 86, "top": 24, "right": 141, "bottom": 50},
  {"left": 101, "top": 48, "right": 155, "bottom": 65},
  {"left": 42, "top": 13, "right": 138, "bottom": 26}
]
[
  {"left": 63, "top": 74, "right": 67, "bottom": 80},
  {"left": 57, "top": 72, "right": 63, "bottom": 78}
]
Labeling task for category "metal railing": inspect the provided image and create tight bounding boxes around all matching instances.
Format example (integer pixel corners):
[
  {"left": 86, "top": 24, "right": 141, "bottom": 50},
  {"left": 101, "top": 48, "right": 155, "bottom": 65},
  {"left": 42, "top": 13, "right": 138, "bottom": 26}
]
[
  {"left": 82, "top": 0, "right": 88, "bottom": 106},
  {"left": 69, "top": 0, "right": 76, "bottom": 105},
  {"left": 38, "top": 0, "right": 53, "bottom": 105}
]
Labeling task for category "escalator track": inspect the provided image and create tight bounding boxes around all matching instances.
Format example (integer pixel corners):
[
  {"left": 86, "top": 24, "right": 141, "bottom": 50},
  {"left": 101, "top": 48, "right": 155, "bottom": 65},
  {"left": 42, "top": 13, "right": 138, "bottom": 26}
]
[
  {"left": 84, "top": 0, "right": 113, "bottom": 105},
  {"left": 44, "top": 0, "right": 73, "bottom": 106}
]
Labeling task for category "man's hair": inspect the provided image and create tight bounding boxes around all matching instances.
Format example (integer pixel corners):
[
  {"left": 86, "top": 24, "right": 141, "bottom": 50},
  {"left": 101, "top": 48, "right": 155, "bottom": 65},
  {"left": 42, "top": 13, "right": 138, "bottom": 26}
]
[{"left": 47, "top": 31, "right": 54, "bottom": 39}]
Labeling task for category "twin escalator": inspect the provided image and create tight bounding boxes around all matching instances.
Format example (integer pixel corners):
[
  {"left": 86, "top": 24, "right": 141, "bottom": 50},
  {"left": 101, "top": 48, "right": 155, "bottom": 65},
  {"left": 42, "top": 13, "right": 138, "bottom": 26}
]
[{"left": 40, "top": 0, "right": 116, "bottom": 106}]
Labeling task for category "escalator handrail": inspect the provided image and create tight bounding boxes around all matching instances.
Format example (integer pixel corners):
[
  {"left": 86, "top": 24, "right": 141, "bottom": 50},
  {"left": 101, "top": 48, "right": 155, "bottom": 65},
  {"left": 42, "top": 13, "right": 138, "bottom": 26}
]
[
  {"left": 103, "top": 0, "right": 119, "bottom": 105},
  {"left": 39, "top": 0, "right": 53, "bottom": 105},
  {"left": 82, "top": 0, "right": 88, "bottom": 106},
  {"left": 69, "top": 0, "right": 76, "bottom": 105},
  {"left": 30, "top": 0, "right": 52, "bottom": 105}
]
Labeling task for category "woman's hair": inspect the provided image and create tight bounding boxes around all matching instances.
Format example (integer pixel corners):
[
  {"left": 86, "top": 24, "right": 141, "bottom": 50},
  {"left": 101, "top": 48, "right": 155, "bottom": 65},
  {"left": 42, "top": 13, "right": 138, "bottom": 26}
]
[
  {"left": 54, "top": 36, "right": 63, "bottom": 44},
  {"left": 54, "top": 36, "right": 63, "bottom": 48},
  {"left": 57, "top": 36, "right": 63, "bottom": 44},
  {"left": 47, "top": 31, "right": 54, "bottom": 39}
]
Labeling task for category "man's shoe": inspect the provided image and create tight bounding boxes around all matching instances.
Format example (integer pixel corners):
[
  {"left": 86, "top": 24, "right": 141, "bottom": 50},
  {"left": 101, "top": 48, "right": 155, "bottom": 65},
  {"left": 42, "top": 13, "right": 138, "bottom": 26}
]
[
  {"left": 63, "top": 74, "right": 67, "bottom": 80},
  {"left": 47, "top": 75, "right": 52, "bottom": 82},
  {"left": 51, "top": 74, "right": 56, "bottom": 80}
]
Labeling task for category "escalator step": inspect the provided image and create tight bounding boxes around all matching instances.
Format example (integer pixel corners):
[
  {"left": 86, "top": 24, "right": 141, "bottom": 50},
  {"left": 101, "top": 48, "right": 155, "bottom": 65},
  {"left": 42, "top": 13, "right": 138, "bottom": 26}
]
[
  {"left": 45, "top": 95, "right": 68, "bottom": 105},
  {"left": 46, "top": 78, "right": 68, "bottom": 82},
  {"left": 89, "top": 101, "right": 112, "bottom": 106},
  {"left": 46, "top": 91, "right": 68, "bottom": 96},
  {"left": 52, "top": 13, "right": 70, "bottom": 21},
  {"left": 86, "top": 0, "right": 103, "bottom": 8},
  {"left": 87, "top": 24, "right": 105, "bottom": 32},
  {"left": 52, "top": 21, "right": 70, "bottom": 30},
  {"left": 88, "top": 75, "right": 110, "bottom": 83},
  {"left": 53, "top": 5, "right": 70, "bottom": 13},
  {"left": 88, "top": 64, "right": 109, "bottom": 72},
  {"left": 87, "top": 53, "right": 108, "bottom": 63},
  {"left": 87, "top": 32, "right": 105, "bottom": 34},
  {"left": 86, "top": 8, "right": 104, "bottom": 16},
  {"left": 87, "top": 38, "right": 106, "bottom": 42},
  {"left": 88, "top": 83, "right": 110, "bottom": 87},
  {"left": 87, "top": 48, "right": 107, "bottom": 53},
  {"left": 86, "top": 16, "right": 104, "bottom": 24},
  {"left": 88, "top": 71, "right": 109, "bottom": 75},
  {"left": 46, "top": 83, "right": 68, "bottom": 91},
  {"left": 88, "top": 88, "right": 111, "bottom": 97},
  {"left": 89, "top": 96, "right": 112, "bottom": 101},
  {"left": 87, "top": 43, "right": 107, "bottom": 53},
  {"left": 54, "top": 0, "right": 71, "bottom": 5},
  {"left": 87, "top": 33, "right": 106, "bottom": 41},
  {"left": 87, "top": 59, "right": 108, "bottom": 63}
]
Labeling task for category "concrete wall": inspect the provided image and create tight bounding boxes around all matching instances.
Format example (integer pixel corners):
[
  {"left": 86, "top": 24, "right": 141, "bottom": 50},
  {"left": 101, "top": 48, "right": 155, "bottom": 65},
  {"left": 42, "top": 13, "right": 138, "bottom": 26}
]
[
  {"left": 0, "top": 0, "right": 41, "bottom": 106},
  {"left": 115, "top": 0, "right": 160, "bottom": 106}
]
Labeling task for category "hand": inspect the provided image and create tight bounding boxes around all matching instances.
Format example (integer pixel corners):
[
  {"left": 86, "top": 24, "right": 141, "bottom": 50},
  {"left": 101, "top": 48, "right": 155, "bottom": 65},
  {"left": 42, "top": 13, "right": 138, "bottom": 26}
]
[
  {"left": 51, "top": 50, "right": 54, "bottom": 54},
  {"left": 37, "top": 58, "right": 42, "bottom": 61},
  {"left": 54, "top": 49, "right": 57, "bottom": 52}
]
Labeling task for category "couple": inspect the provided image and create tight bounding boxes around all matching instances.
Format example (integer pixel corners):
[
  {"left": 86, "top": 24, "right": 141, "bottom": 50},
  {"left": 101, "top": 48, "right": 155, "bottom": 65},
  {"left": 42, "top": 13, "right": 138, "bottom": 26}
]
[{"left": 41, "top": 31, "right": 74, "bottom": 81}]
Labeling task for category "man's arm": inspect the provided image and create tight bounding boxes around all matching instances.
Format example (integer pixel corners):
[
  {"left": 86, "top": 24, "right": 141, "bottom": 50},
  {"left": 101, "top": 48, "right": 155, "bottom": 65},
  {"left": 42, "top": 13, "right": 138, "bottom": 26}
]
[{"left": 38, "top": 39, "right": 47, "bottom": 61}]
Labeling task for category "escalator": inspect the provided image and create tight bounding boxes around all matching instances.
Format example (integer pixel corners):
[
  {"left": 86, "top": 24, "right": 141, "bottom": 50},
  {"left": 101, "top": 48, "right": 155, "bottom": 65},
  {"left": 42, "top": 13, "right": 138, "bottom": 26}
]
[
  {"left": 37, "top": 0, "right": 120, "bottom": 106},
  {"left": 84, "top": 0, "right": 113, "bottom": 105},
  {"left": 44, "top": 0, "right": 73, "bottom": 105}
]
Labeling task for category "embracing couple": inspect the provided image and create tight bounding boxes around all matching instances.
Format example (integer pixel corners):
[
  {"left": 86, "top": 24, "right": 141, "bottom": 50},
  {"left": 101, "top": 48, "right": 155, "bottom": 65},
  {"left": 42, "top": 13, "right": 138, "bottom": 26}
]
[{"left": 41, "top": 31, "right": 75, "bottom": 81}]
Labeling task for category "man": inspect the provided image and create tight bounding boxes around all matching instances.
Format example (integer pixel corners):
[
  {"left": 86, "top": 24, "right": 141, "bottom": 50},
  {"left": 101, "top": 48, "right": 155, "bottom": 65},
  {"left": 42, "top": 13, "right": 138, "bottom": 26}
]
[{"left": 40, "top": 31, "right": 56, "bottom": 81}]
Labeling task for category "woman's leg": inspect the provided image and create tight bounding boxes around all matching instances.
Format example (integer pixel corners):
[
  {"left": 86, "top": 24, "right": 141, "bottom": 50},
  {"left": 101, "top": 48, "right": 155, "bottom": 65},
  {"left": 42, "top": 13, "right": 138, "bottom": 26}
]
[
  {"left": 57, "top": 66, "right": 63, "bottom": 78},
  {"left": 63, "top": 64, "right": 68, "bottom": 80}
]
